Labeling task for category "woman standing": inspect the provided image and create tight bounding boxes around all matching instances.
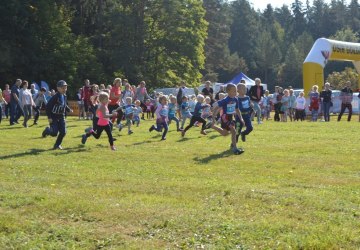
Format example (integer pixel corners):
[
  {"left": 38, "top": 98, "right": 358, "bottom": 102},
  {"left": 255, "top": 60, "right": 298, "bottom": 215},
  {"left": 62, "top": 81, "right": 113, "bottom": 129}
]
[{"left": 20, "top": 80, "right": 35, "bottom": 128}]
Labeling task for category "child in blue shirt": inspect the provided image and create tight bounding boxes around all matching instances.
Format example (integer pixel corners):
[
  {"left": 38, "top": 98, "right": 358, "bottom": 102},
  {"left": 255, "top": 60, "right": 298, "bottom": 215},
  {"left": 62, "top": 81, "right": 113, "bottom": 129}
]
[
  {"left": 132, "top": 100, "right": 142, "bottom": 127},
  {"left": 168, "top": 96, "right": 181, "bottom": 131},
  {"left": 123, "top": 97, "right": 135, "bottom": 134},
  {"left": 211, "top": 84, "right": 244, "bottom": 155},
  {"left": 181, "top": 94, "right": 209, "bottom": 137},
  {"left": 180, "top": 96, "right": 192, "bottom": 129},
  {"left": 236, "top": 83, "right": 253, "bottom": 143}
]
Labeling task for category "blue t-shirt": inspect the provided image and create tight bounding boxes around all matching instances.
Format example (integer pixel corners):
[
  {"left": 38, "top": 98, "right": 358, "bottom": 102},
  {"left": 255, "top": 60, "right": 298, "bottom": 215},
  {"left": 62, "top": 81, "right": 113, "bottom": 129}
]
[
  {"left": 217, "top": 96, "right": 238, "bottom": 115},
  {"left": 124, "top": 104, "right": 135, "bottom": 115},
  {"left": 133, "top": 106, "right": 142, "bottom": 116},
  {"left": 181, "top": 101, "right": 191, "bottom": 115},
  {"left": 10, "top": 84, "right": 19, "bottom": 103},
  {"left": 159, "top": 105, "right": 169, "bottom": 117},
  {"left": 193, "top": 102, "right": 205, "bottom": 117},
  {"left": 237, "top": 96, "right": 251, "bottom": 113},
  {"left": 168, "top": 103, "right": 176, "bottom": 117}
]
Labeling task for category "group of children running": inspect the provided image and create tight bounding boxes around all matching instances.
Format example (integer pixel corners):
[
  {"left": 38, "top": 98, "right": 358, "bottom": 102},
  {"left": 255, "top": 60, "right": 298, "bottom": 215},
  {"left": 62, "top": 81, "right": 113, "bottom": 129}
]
[{"left": 79, "top": 83, "right": 254, "bottom": 155}]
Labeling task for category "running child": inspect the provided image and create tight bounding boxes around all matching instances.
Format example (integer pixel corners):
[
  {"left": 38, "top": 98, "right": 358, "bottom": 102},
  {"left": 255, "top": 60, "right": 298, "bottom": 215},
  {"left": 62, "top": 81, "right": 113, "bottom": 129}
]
[
  {"left": 122, "top": 96, "right": 135, "bottom": 134},
  {"left": 42, "top": 80, "right": 73, "bottom": 150},
  {"left": 180, "top": 95, "right": 192, "bottom": 129},
  {"left": 181, "top": 94, "right": 209, "bottom": 137},
  {"left": 168, "top": 96, "right": 181, "bottom": 131},
  {"left": 81, "top": 91, "right": 117, "bottom": 150},
  {"left": 149, "top": 95, "right": 169, "bottom": 140},
  {"left": 211, "top": 84, "right": 244, "bottom": 155},
  {"left": 201, "top": 96, "right": 213, "bottom": 129},
  {"left": 132, "top": 100, "right": 142, "bottom": 127},
  {"left": 236, "top": 83, "right": 253, "bottom": 143}
]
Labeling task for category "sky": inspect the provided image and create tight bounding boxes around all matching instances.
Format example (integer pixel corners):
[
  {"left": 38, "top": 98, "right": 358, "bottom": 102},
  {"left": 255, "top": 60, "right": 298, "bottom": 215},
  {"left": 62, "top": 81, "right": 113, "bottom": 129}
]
[{"left": 249, "top": 0, "right": 346, "bottom": 11}]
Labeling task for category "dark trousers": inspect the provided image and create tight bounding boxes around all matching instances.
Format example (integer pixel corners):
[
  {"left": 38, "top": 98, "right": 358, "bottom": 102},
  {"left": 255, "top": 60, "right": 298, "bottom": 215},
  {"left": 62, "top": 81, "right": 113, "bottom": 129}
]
[
  {"left": 338, "top": 103, "right": 352, "bottom": 121},
  {"left": 33, "top": 106, "right": 40, "bottom": 123},
  {"left": 152, "top": 120, "right": 169, "bottom": 139},
  {"left": 322, "top": 102, "right": 331, "bottom": 122},
  {"left": 89, "top": 124, "right": 114, "bottom": 146},
  {"left": 0, "top": 105, "right": 2, "bottom": 123},
  {"left": 49, "top": 117, "right": 66, "bottom": 147},
  {"left": 5, "top": 103, "right": 10, "bottom": 118},
  {"left": 236, "top": 114, "right": 253, "bottom": 136},
  {"left": 295, "top": 109, "right": 306, "bottom": 121},
  {"left": 184, "top": 116, "right": 206, "bottom": 132},
  {"left": 10, "top": 101, "right": 21, "bottom": 124},
  {"left": 274, "top": 103, "right": 281, "bottom": 121}
]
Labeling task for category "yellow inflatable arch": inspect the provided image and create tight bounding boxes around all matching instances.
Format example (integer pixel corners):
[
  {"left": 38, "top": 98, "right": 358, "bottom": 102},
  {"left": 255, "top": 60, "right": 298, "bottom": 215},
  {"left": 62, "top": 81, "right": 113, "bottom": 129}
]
[{"left": 303, "top": 38, "right": 360, "bottom": 94}]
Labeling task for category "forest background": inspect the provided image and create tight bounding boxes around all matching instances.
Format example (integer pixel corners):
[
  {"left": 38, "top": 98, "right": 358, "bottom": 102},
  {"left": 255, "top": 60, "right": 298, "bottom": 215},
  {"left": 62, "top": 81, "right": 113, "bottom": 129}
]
[{"left": 1, "top": 0, "right": 360, "bottom": 95}]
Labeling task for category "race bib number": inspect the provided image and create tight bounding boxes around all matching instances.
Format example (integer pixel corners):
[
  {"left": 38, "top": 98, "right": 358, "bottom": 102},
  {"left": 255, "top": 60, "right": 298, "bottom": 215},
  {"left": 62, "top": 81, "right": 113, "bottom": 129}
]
[
  {"left": 226, "top": 103, "right": 236, "bottom": 114},
  {"left": 242, "top": 100, "right": 250, "bottom": 109}
]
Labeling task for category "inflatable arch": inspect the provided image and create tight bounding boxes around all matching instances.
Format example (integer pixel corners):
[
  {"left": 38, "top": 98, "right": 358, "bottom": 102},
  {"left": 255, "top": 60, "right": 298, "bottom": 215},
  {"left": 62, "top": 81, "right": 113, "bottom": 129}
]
[{"left": 303, "top": 38, "right": 360, "bottom": 94}]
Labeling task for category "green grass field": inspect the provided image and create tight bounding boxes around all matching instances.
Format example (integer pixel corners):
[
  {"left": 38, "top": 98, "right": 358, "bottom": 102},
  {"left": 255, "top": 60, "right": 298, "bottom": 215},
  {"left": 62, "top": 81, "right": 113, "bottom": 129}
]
[{"left": 0, "top": 115, "right": 359, "bottom": 249}]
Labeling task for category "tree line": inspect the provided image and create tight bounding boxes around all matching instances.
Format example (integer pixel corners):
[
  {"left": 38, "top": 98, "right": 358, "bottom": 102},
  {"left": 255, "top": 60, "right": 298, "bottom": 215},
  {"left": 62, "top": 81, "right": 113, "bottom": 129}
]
[{"left": 1, "top": 0, "right": 359, "bottom": 95}]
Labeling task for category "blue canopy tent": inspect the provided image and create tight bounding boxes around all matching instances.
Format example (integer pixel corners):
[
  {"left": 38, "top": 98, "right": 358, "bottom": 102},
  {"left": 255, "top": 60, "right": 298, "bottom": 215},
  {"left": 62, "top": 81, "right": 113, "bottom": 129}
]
[
  {"left": 226, "top": 72, "right": 255, "bottom": 85},
  {"left": 226, "top": 72, "right": 267, "bottom": 90}
]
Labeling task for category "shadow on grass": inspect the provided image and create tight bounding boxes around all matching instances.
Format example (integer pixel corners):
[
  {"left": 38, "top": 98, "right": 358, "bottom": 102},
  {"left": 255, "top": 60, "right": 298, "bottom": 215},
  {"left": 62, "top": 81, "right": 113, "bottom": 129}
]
[
  {"left": 0, "top": 126, "right": 22, "bottom": 130},
  {"left": 52, "top": 145, "right": 87, "bottom": 155},
  {"left": 193, "top": 149, "right": 234, "bottom": 164},
  {"left": 0, "top": 145, "right": 87, "bottom": 160},
  {"left": 130, "top": 140, "right": 154, "bottom": 146},
  {"left": 0, "top": 148, "right": 47, "bottom": 160},
  {"left": 177, "top": 137, "right": 196, "bottom": 142}
]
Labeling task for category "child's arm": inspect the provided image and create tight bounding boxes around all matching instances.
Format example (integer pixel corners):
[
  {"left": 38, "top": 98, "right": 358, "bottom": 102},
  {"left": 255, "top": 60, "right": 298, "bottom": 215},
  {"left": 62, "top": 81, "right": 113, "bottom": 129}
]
[
  {"left": 211, "top": 103, "right": 220, "bottom": 121},
  {"left": 100, "top": 105, "right": 116, "bottom": 118},
  {"left": 236, "top": 108, "right": 244, "bottom": 125}
]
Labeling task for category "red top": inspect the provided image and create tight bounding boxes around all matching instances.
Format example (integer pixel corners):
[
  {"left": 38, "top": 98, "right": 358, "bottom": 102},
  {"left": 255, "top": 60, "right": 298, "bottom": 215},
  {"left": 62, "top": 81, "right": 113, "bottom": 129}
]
[
  {"left": 109, "top": 86, "right": 121, "bottom": 106},
  {"left": 81, "top": 86, "right": 92, "bottom": 102},
  {"left": 3, "top": 89, "right": 11, "bottom": 102}
]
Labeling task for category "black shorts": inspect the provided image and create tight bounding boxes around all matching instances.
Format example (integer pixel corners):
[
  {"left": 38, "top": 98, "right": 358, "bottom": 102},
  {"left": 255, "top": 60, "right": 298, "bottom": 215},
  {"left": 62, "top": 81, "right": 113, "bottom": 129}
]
[{"left": 220, "top": 114, "right": 235, "bottom": 131}]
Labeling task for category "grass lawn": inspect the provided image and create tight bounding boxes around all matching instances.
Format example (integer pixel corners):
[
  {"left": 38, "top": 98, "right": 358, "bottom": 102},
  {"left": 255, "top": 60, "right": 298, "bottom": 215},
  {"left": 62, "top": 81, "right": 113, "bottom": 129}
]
[{"left": 0, "top": 115, "right": 359, "bottom": 249}]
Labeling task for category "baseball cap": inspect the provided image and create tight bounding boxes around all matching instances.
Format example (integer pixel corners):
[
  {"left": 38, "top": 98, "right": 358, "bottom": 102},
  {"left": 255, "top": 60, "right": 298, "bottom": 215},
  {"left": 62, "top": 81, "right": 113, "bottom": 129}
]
[{"left": 57, "top": 80, "right": 68, "bottom": 87}]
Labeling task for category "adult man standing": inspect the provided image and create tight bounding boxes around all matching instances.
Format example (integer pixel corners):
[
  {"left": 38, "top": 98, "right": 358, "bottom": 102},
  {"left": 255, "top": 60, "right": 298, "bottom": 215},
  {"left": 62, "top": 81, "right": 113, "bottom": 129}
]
[
  {"left": 248, "top": 78, "right": 264, "bottom": 124},
  {"left": 177, "top": 81, "right": 187, "bottom": 119},
  {"left": 201, "top": 80, "right": 214, "bottom": 104},
  {"left": 337, "top": 81, "right": 353, "bottom": 122},
  {"left": 10, "top": 79, "right": 22, "bottom": 125}
]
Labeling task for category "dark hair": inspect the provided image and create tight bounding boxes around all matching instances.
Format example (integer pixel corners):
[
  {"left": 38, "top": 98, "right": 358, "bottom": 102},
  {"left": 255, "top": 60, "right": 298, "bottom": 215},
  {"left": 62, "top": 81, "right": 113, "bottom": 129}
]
[
  {"left": 40, "top": 87, "right": 46, "bottom": 92},
  {"left": 21, "top": 80, "right": 28, "bottom": 88}
]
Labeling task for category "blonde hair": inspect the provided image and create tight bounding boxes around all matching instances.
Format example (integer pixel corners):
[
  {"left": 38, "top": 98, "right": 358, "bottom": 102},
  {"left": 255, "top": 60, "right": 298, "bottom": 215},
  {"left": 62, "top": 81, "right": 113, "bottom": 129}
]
[
  {"left": 197, "top": 94, "right": 204, "bottom": 102},
  {"left": 126, "top": 96, "right": 132, "bottom": 103},
  {"left": 98, "top": 91, "right": 109, "bottom": 103},
  {"left": 113, "top": 78, "right": 122, "bottom": 86},
  {"left": 237, "top": 83, "right": 246, "bottom": 91}
]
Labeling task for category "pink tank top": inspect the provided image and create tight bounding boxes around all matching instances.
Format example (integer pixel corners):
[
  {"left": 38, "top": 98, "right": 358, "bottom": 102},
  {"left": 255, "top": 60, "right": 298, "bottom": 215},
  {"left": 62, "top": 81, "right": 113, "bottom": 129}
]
[{"left": 97, "top": 105, "right": 110, "bottom": 126}]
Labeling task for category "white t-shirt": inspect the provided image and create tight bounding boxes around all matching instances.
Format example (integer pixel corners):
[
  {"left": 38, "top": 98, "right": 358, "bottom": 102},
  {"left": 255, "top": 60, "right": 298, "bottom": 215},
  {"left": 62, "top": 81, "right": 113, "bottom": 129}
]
[
  {"left": 296, "top": 96, "right": 306, "bottom": 109},
  {"left": 21, "top": 89, "right": 33, "bottom": 106}
]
